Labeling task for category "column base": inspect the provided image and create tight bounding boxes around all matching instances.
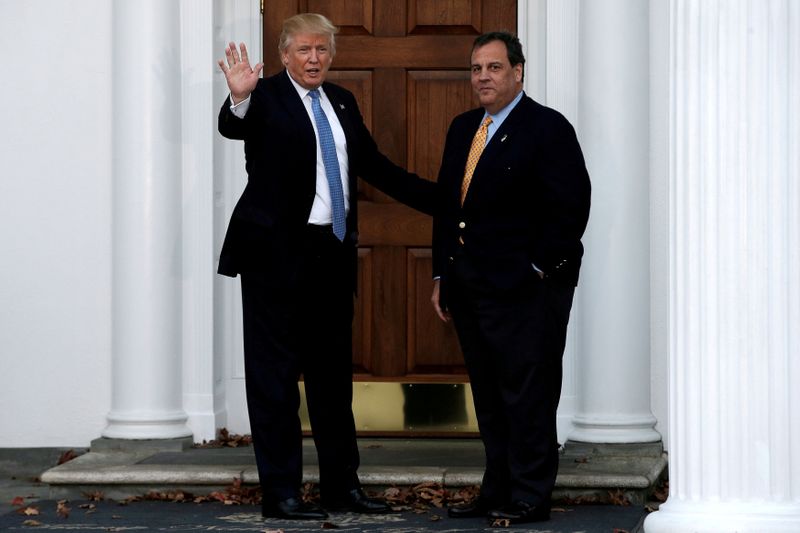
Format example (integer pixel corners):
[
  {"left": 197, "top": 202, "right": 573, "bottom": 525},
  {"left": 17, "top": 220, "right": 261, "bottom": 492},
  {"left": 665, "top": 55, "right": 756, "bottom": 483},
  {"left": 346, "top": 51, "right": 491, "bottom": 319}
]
[
  {"left": 102, "top": 410, "right": 193, "bottom": 440},
  {"left": 569, "top": 414, "right": 661, "bottom": 443},
  {"left": 644, "top": 500, "right": 800, "bottom": 533},
  {"left": 91, "top": 436, "right": 193, "bottom": 453}
]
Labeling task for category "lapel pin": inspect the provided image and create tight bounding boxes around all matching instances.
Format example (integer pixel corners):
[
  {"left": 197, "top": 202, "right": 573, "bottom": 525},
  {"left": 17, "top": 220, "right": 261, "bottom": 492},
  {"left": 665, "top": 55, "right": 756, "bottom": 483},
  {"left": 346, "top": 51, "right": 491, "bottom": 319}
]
[
  {"left": 501, "top": 134, "right": 508, "bottom": 142},
  {"left": 339, "top": 104, "right": 345, "bottom": 110}
]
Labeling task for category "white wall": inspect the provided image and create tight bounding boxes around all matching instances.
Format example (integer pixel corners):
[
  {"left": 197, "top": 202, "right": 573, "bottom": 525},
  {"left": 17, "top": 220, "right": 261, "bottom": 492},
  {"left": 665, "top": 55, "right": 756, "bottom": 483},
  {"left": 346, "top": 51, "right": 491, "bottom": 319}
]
[{"left": 0, "top": 0, "right": 113, "bottom": 447}]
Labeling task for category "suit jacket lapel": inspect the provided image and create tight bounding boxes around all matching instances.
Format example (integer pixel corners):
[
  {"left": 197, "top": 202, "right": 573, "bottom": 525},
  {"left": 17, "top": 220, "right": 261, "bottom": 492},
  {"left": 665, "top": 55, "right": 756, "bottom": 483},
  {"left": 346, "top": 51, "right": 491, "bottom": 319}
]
[
  {"left": 277, "top": 70, "right": 316, "bottom": 144},
  {"left": 324, "top": 83, "right": 360, "bottom": 191},
  {"left": 462, "top": 95, "right": 530, "bottom": 204}
]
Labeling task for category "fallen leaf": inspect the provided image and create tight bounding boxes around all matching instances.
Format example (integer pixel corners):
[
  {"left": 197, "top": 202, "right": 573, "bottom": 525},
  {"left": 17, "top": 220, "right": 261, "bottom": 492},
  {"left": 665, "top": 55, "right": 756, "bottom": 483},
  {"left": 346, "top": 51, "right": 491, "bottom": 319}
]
[
  {"left": 79, "top": 503, "right": 96, "bottom": 510},
  {"left": 18, "top": 506, "right": 40, "bottom": 516},
  {"left": 428, "top": 514, "right": 441, "bottom": 521},
  {"left": 84, "top": 491, "right": 105, "bottom": 501},
  {"left": 490, "top": 518, "right": 511, "bottom": 527},
  {"left": 320, "top": 522, "right": 338, "bottom": 529},
  {"left": 574, "top": 456, "right": 590, "bottom": 464},
  {"left": 22, "top": 519, "right": 42, "bottom": 526},
  {"left": 57, "top": 500, "right": 71, "bottom": 518},
  {"left": 57, "top": 449, "right": 79, "bottom": 465},
  {"left": 11, "top": 496, "right": 25, "bottom": 506},
  {"left": 193, "top": 428, "right": 253, "bottom": 448},
  {"left": 608, "top": 489, "right": 631, "bottom": 506}
]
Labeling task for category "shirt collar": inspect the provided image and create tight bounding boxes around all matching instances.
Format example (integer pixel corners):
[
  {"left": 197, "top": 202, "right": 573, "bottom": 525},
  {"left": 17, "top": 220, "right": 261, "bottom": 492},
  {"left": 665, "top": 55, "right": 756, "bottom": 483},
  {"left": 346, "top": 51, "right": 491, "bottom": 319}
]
[
  {"left": 484, "top": 89, "right": 524, "bottom": 124},
  {"left": 286, "top": 70, "right": 326, "bottom": 101}
]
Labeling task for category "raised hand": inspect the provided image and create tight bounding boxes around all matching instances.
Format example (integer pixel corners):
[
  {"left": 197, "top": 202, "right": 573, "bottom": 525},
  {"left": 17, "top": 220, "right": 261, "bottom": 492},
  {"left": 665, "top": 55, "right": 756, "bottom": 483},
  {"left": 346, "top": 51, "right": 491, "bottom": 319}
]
[{"left": 218, "top": 42, "right": 264, "bottom": 104}]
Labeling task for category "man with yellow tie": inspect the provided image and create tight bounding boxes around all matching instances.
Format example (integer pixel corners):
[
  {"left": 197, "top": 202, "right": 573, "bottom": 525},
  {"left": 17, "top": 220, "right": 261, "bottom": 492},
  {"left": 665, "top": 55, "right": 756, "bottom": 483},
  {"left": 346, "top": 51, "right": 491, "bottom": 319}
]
[{"left": 431, "top": 31, "right": 591, "bottom": 525}]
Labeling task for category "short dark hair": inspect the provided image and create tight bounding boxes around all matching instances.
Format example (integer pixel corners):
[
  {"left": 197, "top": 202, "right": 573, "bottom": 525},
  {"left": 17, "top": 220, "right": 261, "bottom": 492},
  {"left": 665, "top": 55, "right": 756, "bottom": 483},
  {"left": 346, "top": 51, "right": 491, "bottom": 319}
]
[{"left": 472, "top": 31, "right": 526, "bottom": 70}]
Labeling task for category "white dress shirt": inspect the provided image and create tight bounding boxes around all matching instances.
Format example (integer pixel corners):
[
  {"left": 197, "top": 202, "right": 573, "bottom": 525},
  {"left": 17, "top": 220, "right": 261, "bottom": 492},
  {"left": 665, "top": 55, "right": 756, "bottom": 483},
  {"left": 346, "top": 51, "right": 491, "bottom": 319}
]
[{"left": 229, "top": 72, "right": 350, "bottom": 225}]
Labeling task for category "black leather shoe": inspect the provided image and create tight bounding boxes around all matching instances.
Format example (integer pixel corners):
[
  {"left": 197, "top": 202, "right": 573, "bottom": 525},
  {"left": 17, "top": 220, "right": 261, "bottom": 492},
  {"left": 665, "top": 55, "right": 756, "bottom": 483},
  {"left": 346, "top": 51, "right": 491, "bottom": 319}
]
[
  {"left": 447, "top": 498, "right": 494, "bottom": 518},
  {"left": 262, "top": 497, "right": 328, "bottom": 520},
  {"left": 488, "top": 500, "right": 550, "bottom": 523},
  {"left": 322, "top": 488, "right": 391, "bottom": 513}
]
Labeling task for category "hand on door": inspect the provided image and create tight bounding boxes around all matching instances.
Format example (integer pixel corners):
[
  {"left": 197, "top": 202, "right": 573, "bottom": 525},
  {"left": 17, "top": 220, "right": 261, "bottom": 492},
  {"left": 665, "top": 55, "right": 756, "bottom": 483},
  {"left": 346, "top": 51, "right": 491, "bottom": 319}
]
[
  {"left": 431, "top": 279, "right": 450, "bottom": 323},
  {"left": 218, "top": 42, "right": 263, "bottom": 104}
]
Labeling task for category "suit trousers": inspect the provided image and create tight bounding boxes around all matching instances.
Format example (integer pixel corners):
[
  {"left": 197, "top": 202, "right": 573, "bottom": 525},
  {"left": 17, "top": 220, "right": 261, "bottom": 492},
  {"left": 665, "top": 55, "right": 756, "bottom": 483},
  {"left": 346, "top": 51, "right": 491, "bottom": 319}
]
[
  {"left": 240, "top": 226, "right": 360, "bottom": 504},
  {"left": 447, "top": 252, "right": 575, "bottom": 507}
]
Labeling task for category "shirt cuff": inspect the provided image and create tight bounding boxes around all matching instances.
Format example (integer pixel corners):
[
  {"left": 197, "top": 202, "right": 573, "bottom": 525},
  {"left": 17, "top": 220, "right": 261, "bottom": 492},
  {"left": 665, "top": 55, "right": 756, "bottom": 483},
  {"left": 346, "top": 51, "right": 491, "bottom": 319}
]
[{"left": 229, "top": 93, "right": 251, "bottom": 118}]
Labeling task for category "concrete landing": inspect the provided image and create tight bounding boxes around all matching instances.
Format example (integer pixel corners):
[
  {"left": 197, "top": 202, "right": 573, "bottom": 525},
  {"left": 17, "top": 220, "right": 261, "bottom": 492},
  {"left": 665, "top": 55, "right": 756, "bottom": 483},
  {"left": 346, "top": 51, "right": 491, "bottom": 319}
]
[{"left": 41, "top": 438, "right": 666, "bottom": 505}]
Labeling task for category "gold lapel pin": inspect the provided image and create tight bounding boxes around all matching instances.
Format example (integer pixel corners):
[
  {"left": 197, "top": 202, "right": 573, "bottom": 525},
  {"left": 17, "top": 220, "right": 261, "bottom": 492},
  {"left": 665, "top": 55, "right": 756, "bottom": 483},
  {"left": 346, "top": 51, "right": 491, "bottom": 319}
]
[
  {"left": 339, "top": 104, "right": 345, "bottom": 110},
  {"left": 501, "top": 134, "right": 508, "bottom": 142}
]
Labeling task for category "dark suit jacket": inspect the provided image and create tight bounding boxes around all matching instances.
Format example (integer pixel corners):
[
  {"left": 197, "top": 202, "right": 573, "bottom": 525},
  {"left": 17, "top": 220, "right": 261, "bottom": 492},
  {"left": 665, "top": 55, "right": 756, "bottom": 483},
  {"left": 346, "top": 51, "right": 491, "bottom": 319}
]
[
  {"left": 433, "top": 93, "right": 591, "bottom": 306},
  {"left": 218, "top": 70, "right": 435, "bottom": 288}
]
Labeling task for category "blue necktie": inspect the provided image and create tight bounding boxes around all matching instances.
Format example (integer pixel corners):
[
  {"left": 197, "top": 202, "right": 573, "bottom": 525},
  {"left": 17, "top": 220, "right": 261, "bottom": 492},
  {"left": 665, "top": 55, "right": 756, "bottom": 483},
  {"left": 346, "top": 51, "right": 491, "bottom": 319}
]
[{"left": 309, "top": 89, "right": 346, "bottom": 241}]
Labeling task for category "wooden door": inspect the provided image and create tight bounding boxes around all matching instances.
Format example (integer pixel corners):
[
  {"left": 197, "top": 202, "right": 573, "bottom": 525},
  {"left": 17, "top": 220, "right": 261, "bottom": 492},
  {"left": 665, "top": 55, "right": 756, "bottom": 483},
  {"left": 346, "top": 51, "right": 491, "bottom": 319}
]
[{"left": 264, "top": 0, "right": 517, "bottom": 382}]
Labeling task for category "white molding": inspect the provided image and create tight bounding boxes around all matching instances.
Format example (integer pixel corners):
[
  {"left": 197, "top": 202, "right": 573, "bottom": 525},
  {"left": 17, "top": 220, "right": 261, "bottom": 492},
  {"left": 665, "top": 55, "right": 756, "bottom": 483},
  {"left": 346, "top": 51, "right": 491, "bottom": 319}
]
[
  {"left": 544, "top": 0, "right": 580, "bottom": 125},
  {"left": 648, "top": 0, "right": 671, "bottom": 449},
  {"left": 213, "top": 0, "right": 263, "bottom": 434},
  {"left": 519, "top": 0, "right": 547, "bottom": 103},
  {"left": 180, "top": 0, "right": 217, "bottom": 443}
]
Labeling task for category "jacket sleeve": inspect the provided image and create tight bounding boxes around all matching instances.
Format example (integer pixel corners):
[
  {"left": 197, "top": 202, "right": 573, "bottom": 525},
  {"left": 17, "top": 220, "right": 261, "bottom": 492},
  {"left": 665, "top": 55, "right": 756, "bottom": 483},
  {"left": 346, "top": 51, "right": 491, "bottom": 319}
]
[
  {"left": 218, "top": 82, "right": 266, "bottom": 141},
  {"left": 531, "top": 112, "right": 591, "bottom": 278}
]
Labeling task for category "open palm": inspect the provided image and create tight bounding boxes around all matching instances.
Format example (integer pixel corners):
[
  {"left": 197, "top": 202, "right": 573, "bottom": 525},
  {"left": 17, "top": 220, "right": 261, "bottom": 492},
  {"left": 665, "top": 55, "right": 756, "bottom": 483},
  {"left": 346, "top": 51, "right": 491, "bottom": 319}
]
[{"left": 218, "top": 42, "right": 264, "bottom": 103}]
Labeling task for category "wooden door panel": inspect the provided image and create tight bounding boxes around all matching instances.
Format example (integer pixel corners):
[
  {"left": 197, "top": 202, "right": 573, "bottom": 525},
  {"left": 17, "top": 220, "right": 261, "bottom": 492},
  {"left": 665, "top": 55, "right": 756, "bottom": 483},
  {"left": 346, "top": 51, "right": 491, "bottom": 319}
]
[
  {"left": 353, "top": 248, "right": 373, "bottom": 374},
  {"left": 306, "top": 0, "right": 373, "bottom": 34},
  {"left": 407, "top": 71, "right": 478, "bottom": 180},
  {"left": 325, "top": 70, "right": 373, "bottom": 132},
  {"left": 407, "top": 248, "right": 464, "bottom": 376},
  {"left": 408, "top": 0, "right": 481, "bottom": 33}
]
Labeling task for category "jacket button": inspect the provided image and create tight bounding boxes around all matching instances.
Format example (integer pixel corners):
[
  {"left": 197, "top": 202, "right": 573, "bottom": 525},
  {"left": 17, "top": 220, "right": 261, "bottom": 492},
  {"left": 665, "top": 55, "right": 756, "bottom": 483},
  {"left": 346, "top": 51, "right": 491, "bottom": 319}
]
[{"left": 458, "top": 221, "right": 466, "bottom": 229}]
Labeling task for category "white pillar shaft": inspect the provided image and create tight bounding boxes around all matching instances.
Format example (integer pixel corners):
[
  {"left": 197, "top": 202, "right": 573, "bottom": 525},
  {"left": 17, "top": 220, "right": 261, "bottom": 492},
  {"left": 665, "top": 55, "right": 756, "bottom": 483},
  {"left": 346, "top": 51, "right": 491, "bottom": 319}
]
[
  {"left": 571, "top": 0, "right": 659, "bottom": 443},
  {"left": 180, "top": 0, "right": 217, "bottom": 442},
  {"left": 645, "top": 1, "right": 800, "bottom": 531},
  {"left": 104, "top": 0, "right": 191, "bottom": 440}
]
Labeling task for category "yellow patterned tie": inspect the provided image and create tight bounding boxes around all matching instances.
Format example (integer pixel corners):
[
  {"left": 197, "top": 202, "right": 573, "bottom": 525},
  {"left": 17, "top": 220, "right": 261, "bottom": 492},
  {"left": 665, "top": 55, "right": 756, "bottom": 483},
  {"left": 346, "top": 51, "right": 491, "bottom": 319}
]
[{"left": 460, "top": 116, "right": 493, "bottom": 205}]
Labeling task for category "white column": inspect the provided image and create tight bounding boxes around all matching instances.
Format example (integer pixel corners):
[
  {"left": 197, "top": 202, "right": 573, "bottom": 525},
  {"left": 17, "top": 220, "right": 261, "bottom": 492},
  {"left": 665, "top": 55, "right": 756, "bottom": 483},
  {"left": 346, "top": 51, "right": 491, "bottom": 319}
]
[
  {"left": 644, "top": 1, "right": 800, "bottom": 531},
  {"left": 180, "top": 0, "right": 218, "bottom": 443},
  {"left": 104, "top": 0, "right": 191, "bottom": 440},
  {"left": 570, "top": 0, "right": 660, "bottom": 443}
]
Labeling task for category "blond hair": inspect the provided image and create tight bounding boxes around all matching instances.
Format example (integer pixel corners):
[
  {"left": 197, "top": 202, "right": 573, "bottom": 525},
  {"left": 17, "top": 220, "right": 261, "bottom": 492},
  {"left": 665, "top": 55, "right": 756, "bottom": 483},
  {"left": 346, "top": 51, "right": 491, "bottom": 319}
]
[{"left": 278, "top": 13, "right": 339, "bottom": 56}]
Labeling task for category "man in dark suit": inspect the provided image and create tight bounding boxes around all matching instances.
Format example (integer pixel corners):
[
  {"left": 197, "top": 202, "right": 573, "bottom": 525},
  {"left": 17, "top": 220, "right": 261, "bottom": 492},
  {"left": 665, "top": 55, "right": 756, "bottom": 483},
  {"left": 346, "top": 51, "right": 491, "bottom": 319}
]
[
  {"left": 431, "top": 31, "right": 591, "bottom": 524},
  {"left": 217, "top": 13, "right": 434, "bottom": 520}
]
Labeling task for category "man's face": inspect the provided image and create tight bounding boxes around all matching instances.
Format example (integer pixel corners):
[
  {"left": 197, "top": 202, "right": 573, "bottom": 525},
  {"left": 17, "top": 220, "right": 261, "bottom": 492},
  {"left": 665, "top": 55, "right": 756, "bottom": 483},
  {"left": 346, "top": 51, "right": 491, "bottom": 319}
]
[
  {"left": 470, "top": 40, "right": 523, "bottom": 114},
  {"left": 282, "top": 32, "right": 333, "bottom": 90}
]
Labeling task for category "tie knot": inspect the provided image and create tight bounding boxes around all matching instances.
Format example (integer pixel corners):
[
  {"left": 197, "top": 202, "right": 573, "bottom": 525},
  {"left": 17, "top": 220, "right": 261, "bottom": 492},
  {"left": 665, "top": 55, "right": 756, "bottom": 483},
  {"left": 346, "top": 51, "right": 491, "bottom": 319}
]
[
  {"left": 309, "top": 89, "right": 321, "bottom": 100},
  {"left": 481, "top": 116, "right": 493, "bottom": 128}
]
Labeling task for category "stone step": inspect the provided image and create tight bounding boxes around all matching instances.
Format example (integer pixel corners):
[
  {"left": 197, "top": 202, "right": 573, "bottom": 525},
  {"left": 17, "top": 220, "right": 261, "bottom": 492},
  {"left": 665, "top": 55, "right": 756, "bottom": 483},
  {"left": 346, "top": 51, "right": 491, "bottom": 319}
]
[{"left": 41, "top": 438, "right": 666, "bottom": 505}]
